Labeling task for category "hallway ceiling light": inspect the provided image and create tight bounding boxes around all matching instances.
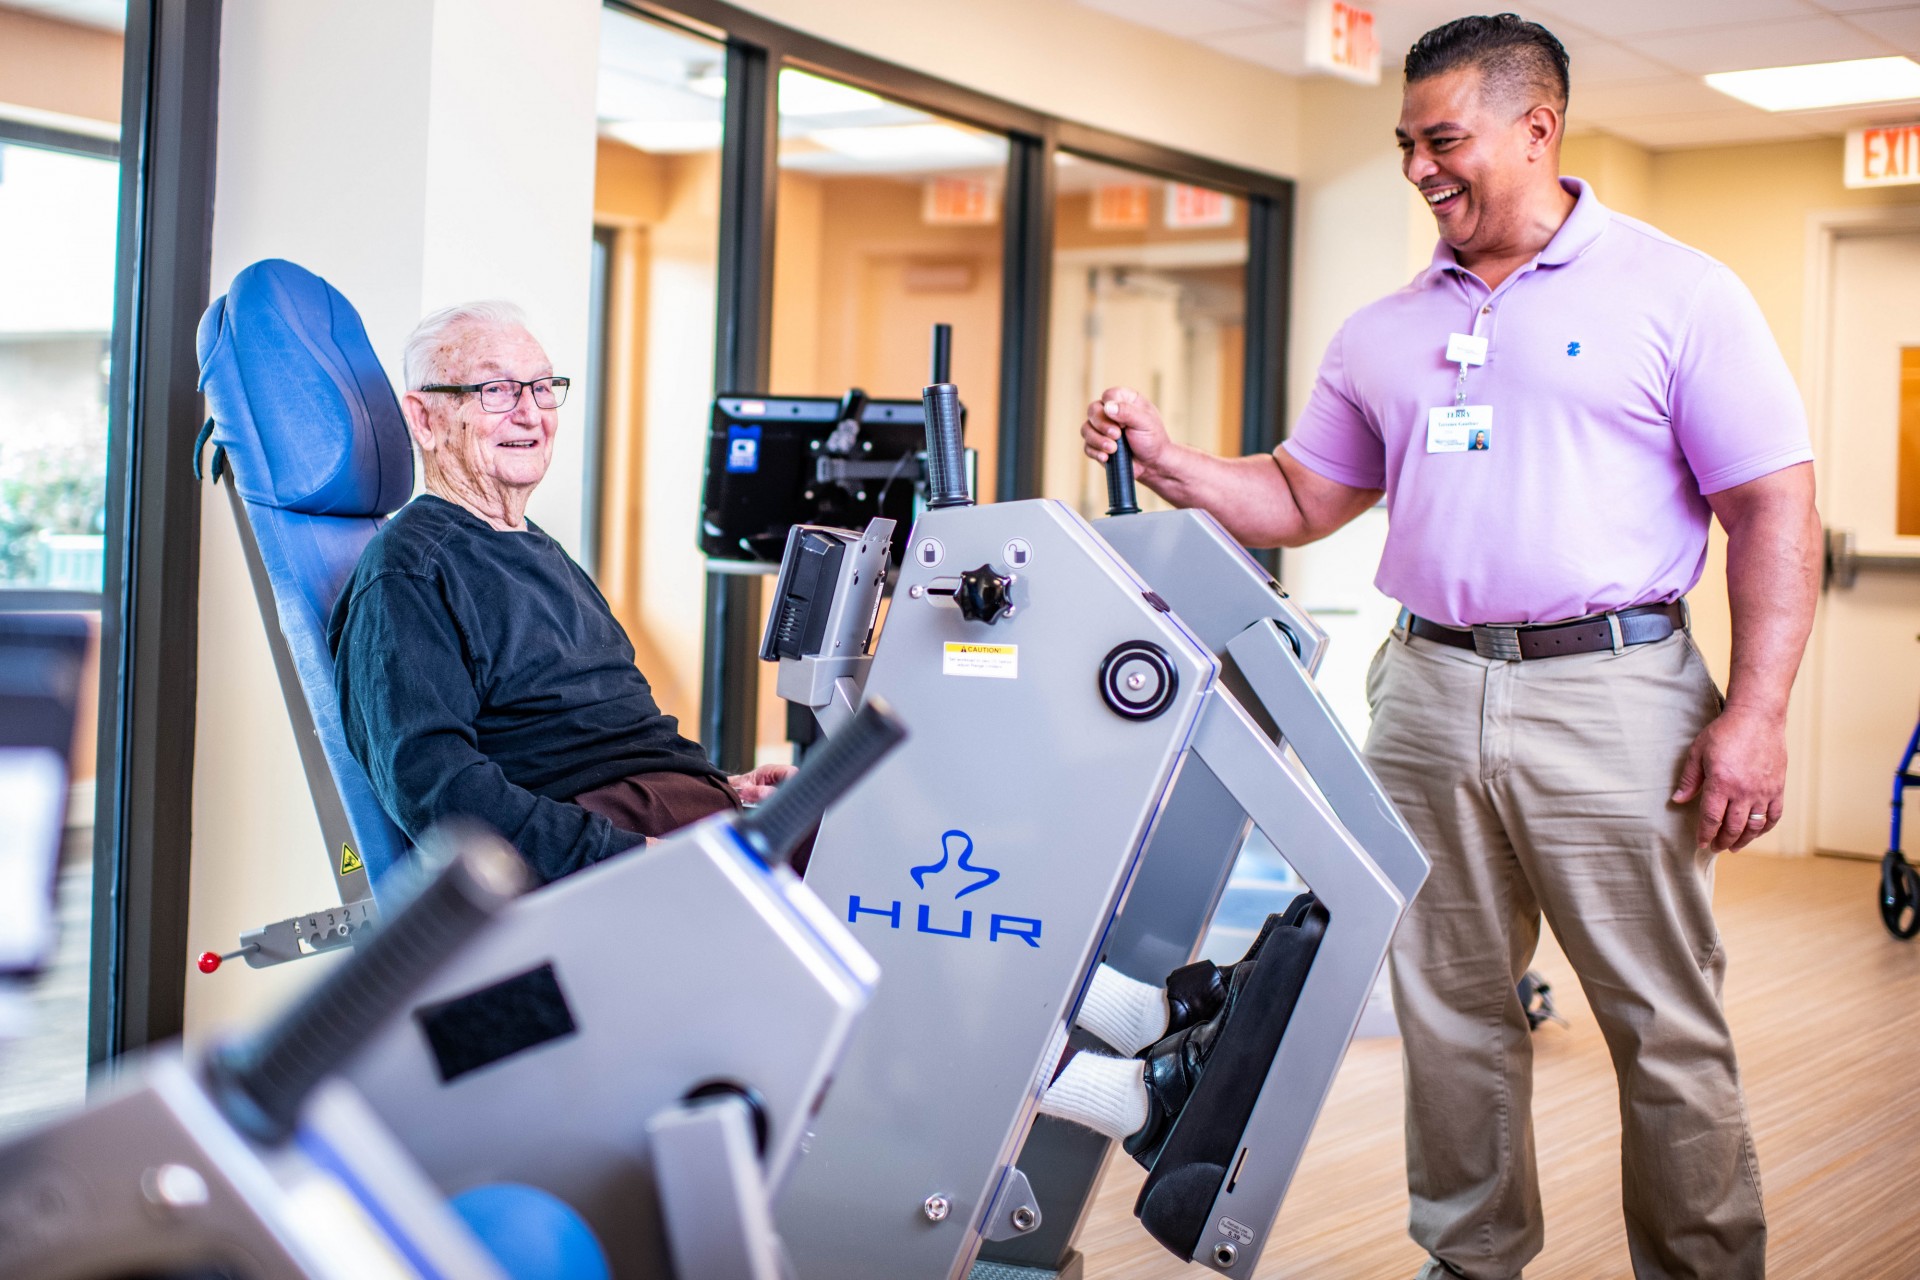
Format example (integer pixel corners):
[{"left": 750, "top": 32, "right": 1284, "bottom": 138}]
[
  {"left": 602, "top": 119, "right": 724, "bottom": 154},
  {"left": 1706, "top": 57, "right": 1920, "bottom": 113},
  {"left": 807, "top": 123, "right": 1004, "bottom": 164},
  {"left": 779, "top": 70, "right": 889, "bottom": 116}
]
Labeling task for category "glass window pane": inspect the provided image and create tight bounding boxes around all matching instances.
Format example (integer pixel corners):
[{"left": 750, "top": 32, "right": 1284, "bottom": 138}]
[
  {"left": 1041, "top": 153, "right": 1248, "bottom": 521},
  {"left": 0, "top": 9, "right": 125, "bottom": 1138},
  {"left": 592, "top": 9, "right": 726, "bottom": 722},
  {"left": 772, "top": 71, "right": 1007, "bottom": 490},
  {"left": 0, "top": 142, "right": 116, "bottom": 595}
]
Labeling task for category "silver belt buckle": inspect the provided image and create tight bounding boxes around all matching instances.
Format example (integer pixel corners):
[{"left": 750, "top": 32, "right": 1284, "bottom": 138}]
[{"left": 1471, "top": 623, "right": 1524, "bottom": 661}]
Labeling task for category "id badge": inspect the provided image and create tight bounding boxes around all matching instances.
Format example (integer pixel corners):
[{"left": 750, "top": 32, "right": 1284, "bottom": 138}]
[{"left": 1427, "top": 405, "right": 1492, "bottom": 453}]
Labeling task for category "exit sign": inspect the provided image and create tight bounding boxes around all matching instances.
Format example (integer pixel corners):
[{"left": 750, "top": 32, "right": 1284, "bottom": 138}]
[
  {"left": 1846, "top": 123, "right": 1920, "bottom": 188},
  {"left": 1305, "top": 0, "right": 1380, "bottom": 86}
]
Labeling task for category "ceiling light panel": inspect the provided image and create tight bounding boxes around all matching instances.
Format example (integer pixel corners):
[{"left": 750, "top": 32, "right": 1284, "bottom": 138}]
[{"left": 1707, "top": 57, "right": 1920, "bottom": 112}]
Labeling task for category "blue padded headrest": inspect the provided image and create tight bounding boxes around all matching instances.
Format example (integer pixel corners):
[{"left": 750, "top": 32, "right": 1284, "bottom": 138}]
[{"left": 197, "top": 259, "right": 413, "bottom": 516}]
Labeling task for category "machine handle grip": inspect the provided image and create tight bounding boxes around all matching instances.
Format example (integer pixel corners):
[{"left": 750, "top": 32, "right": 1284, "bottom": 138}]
[
  {"left": 737, "top": 697, "right": 907, "bottom": 867},
  {"left": 930, "top": 323, "right": 952, "bottom": 385},
  {"left": 922, "top": 382, "right": 971, "bottom": 509},
  {"left": 1105, "top": 427, "right": 1141, "bottom": 517},
  {"left": 203, "top": 827, "right": 529, "bottom": 1145}
]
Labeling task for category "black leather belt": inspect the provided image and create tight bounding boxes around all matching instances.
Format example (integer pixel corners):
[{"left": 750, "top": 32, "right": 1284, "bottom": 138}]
[{"left": 1403, "top": 601, "right": 1689, "bottom": 661}]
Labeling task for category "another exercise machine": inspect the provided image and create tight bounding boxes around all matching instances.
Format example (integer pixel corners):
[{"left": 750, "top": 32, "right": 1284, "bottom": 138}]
[
  {"left": 766, "top": 352, "right": 1426, "bottom": 1277},
  {"left": 343, "top": 701, "right": 902, "bottom": 1278},
  {"left": 0, "top": 830, "right": 531, "bottom": 1280}
]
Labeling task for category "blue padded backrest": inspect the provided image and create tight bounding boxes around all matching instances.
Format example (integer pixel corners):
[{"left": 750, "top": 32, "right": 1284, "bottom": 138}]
[{"left": 198, "top": 260, "right": 413, "bottom": 888}]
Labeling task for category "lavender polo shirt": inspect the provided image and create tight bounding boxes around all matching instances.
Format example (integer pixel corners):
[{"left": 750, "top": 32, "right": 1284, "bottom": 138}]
[{"left": 1284, "top": 178, "right": 1812, "bottom": 628}]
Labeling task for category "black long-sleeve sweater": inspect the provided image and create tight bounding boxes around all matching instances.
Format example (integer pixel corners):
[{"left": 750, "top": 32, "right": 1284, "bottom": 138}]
[{"left": 327, "top": 494, "right": 720, "bottom": 883}]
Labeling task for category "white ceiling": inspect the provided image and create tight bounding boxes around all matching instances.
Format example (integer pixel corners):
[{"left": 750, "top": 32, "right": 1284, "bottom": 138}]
[
  {"left": 1, "top": 0, "right": 123, "bottom": 31},
  {"left": 10, "top": 0, "right": 1919, "bottom": 150},
  {"left": 1077, "top": 0, "right": 1920, "bottom": 149}
]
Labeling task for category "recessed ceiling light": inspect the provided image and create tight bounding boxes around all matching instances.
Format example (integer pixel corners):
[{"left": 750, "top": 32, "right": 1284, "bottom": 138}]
[
  {"left": 778, "top": 69, "right": 888, "bottom": 117},
  {"left": 807, "top": 123, "right": 1005, "bottom": 164},
  {"left": 1706, "top": 57, "right": 1920, "bottom": 113},
  {"left": 602, "top": 119, "right": 724, "bottom": 154}
]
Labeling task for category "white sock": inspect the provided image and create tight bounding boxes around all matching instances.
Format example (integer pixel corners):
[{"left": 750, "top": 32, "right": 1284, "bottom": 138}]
[
  {"left": 1038, "top": 1051, "right": 1150, "bottom": 1143},
  {"left": 1073, "top": 964, "right": 1170, "bottom": 1055}
]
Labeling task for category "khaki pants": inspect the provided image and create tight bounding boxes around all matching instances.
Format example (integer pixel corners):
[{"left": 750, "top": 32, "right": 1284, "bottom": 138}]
[{"left": 1365, "top": 629, "right": 1766, "bottom": 1280}]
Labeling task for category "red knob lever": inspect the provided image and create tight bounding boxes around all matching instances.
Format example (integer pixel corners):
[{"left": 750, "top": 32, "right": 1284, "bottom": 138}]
[{"left": 197, "top": 946, "right": 254, "bottom": 974}]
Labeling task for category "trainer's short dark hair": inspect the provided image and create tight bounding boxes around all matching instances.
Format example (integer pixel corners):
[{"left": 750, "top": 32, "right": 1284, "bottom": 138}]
[{"left": 1405, "top": 14, "right": 1570, "bottom": 112}]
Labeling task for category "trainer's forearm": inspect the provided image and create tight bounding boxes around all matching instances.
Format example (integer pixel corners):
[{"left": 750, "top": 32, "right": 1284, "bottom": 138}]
[
  {"left": 1136, "top": 444, "right": 1309, "bottom": 547},
  {"left": 1717, "top": 467, "right": 1819, "bottom": 721}
]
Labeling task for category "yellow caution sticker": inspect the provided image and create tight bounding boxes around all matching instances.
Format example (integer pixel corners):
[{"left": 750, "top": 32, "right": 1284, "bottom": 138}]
[
  {"left": 339, "top": 844, "right": 364, "bottom": 876},
  {"left": 942, "top": 641, "right": 1017, "bottom": 680}
]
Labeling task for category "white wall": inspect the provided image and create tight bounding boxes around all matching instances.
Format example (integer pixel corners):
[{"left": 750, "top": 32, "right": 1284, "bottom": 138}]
[
  {"left": 1280, "top": 74, "right": 1431, "bottom": 738},
  {"left": 188, "top": 0, "right": 602, "bottom": 1037}
]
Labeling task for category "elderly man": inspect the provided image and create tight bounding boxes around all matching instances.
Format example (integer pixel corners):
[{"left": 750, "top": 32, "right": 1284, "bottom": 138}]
[
  {"left": 1086, "top": 15, "right": 1815, "bottom": 1280},
  {"left": 328, "top": 300, "right": 786, "bottom": 885}
]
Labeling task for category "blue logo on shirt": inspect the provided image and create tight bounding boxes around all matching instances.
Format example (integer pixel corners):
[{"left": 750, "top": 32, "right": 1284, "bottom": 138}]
[{"left": 1566, "top": 341, "right": 1581, "bottom": 357}]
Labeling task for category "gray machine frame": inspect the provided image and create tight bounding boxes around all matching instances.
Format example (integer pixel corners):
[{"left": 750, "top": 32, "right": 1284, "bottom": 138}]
[
  {"left": 774, "top": 505, "right": 1427, "bottom": 1277},
  {"left": 0, "top": 1059, "right": 506, "bottom": 1280},
  {"left": 346, "top": 810, "right": 881, "bottom": 1276}
]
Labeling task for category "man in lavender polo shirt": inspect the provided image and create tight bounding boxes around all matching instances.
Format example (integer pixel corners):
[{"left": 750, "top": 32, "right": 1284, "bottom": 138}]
[{"left": 1083, "top": 15, "right": 1818, "bottom": 1280}]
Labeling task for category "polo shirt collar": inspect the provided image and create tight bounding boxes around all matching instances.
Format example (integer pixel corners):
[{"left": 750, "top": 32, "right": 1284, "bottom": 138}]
[{"left": 1421, "top": 176, "right": 1609, "bottom": 285}]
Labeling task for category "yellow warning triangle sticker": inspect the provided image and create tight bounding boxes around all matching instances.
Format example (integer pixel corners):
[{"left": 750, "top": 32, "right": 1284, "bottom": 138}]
[{"left": 339, "top": 844, "right": 364, "bottom": 876}]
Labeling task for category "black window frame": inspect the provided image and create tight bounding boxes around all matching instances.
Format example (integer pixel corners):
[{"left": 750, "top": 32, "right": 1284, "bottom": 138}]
[
  {"left": 606, "top": 0, "right": 1294, "bottom": 768},
  {"left": 90, "top": 0, "right": 223, "bottom": 1069}
]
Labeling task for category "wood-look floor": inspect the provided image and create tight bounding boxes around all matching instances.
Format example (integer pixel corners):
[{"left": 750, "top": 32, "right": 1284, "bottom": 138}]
[{"left": 1077, "top": 853, "right": 1920, "bottom": 1279}]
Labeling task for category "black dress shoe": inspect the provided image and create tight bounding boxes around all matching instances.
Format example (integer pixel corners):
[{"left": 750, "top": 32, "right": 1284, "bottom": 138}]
[
  {"left": 1123, "top": 955, "right": 1260, "bottom": 1168},
  {"left": 1157, "top": 894, "right": 1319, "bottom": 1039},
  {"left": 1161, "top": 959, "right": 1226, "bottom": 1040}
]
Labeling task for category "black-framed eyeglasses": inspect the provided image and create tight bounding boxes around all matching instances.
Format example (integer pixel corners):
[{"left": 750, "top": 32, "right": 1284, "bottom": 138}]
[{"left": 419, "top": 376, "right": 571, "bottom": 413}]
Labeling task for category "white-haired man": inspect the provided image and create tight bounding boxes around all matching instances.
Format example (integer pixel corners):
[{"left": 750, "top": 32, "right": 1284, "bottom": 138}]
[{"left": 327, "top": 301, "right": 787, "bottom": 884}]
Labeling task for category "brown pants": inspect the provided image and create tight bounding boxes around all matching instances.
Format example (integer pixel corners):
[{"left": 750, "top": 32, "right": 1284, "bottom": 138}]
[
  {"left": 571, "top": 770, "right": 738, "bottom": 840},
  {"left": 1367, "top": 630, "right": 1766, "bottom": 1280}
]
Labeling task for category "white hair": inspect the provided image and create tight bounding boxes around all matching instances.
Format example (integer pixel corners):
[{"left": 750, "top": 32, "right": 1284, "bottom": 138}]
[{"left": 401, "top": 299, "right": 531, "bottom": 390}]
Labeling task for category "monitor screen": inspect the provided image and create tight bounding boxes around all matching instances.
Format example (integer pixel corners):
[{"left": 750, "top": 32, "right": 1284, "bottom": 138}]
[{"left": 699, "top": 394, "right": 969, "bottom": 568}]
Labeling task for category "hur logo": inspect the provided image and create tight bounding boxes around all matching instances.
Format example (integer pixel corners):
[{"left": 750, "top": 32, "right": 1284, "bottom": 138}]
[
  {"left": 1567, "top": 341, "right": 1581, "bottom": 356},
  {"left": 847, "top": 829, "right": 1042, "bottom": 947}
]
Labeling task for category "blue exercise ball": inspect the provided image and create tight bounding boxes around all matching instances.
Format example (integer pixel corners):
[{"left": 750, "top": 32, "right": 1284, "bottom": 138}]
[{"left": 451, "top": 1182, "right": 611, "bottom": 1280}]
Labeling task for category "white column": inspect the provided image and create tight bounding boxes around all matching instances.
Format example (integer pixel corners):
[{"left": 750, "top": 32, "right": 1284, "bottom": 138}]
[{"left": 188, "top": 0, "right": 601, "bottom": 1034}]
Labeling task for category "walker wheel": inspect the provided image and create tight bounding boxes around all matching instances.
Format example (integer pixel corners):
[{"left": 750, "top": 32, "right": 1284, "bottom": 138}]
[{"left": 1880, "top": 851, "right": 1920, "bottom": 940}]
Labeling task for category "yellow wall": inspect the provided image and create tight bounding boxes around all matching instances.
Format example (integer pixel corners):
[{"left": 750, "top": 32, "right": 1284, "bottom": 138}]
[
  {"left": 0, "top": 6, "right": 121, "bottom": 125},
  {"left": 1557, "top": 132, "right": 1920, "bottom": 853}
]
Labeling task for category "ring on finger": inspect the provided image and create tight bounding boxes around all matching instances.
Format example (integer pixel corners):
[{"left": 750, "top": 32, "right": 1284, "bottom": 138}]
[{"left": 1746, "top": 811, "right": 1768, "bottom": 826}]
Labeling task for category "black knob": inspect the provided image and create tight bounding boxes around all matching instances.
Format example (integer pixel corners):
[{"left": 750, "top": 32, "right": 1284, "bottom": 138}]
[{"left": 957, "top": 564, "right": 1014, "bottom": 625}]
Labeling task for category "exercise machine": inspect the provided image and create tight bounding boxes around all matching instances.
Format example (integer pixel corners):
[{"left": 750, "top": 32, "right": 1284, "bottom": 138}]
[
  {"left": 0, "top": 831, "right": 531, "bottom": 1279},
  {"left": 193, "top": 259, "right": 904, "bottom": 1276},
  {"left": 343, "top": 701, "right": 901, "bottom": 1278},
  {"left": 766, "top": 352, "right": 1426, "bottom": 1277}
]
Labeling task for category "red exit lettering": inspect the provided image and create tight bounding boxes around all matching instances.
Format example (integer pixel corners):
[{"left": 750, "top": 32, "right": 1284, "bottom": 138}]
[
  {"left": 1864, "top": 126, "right": 1920, "bottom": 181},
  {"left": 1329, "top": 2, "right": 1377, "bottom": 72}
]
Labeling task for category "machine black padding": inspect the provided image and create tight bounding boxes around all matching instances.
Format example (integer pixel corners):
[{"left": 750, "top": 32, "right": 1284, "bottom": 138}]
[
  {"left": 736, "top": 698, "right": 907, "bottom": 866},
  {"left": 1133, "top": 892, "right": 1329, "bottom": 1258},
  {"left": 204, "top": 828, "right": 528, "bottom": 1144},
  {"left": 416, "top": 962, "right": 579, "bottom": 1083},
  {"left": 1137, "top": 1161, "right": 1229, "bottom": 1258}
]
